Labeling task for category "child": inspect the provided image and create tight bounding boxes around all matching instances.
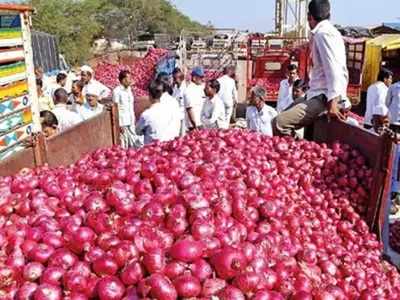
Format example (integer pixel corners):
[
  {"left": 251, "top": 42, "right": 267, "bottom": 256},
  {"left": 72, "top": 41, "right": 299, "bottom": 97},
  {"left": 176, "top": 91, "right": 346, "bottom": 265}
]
[
  {"left": 40, "top": 110, "right": 59, "bottom": 138},
  {"left": 201, "top": 79, "right": 226, "bottom": 129}
]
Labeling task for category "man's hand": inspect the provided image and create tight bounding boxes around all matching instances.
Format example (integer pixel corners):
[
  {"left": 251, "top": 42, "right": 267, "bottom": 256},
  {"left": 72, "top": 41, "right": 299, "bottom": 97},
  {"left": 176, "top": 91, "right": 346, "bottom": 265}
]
[{"left": 327, "top": 97, "right": 345, "bottom": 122}]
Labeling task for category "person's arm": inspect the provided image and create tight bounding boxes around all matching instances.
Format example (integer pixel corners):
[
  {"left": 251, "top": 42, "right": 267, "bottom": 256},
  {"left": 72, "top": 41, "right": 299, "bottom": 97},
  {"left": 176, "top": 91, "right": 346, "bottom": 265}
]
[
  {"left": 314, "top": 34, "right": 347, "bottom": 121},
  {"left": 276, "top": 81, "right": 286, "bottom": 113}
]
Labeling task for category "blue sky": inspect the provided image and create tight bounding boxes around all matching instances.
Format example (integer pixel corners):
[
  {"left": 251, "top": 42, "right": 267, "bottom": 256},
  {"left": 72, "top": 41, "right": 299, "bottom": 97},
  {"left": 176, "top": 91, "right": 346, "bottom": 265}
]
[{"left": 171, "top": 0, "right": 400, "bottom": 31}]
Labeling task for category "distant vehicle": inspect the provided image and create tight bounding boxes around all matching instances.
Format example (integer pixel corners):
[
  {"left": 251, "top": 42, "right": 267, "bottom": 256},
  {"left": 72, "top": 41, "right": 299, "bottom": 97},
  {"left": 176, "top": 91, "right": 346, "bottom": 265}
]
[
  {"left": 133, "top": 33, "right": 155, "bottom": 51},
  {"left": 191, "top": 38, "right": 207, "bottom": 50},
  {"left": 212, "top": 33, "right": 233, "bottom": 49}
]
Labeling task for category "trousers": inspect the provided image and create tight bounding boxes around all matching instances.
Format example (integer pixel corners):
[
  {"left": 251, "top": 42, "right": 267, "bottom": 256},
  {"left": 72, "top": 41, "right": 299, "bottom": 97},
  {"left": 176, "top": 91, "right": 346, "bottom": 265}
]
[{"left": 272, "top": 94, "right": 327, "bottom": 137}]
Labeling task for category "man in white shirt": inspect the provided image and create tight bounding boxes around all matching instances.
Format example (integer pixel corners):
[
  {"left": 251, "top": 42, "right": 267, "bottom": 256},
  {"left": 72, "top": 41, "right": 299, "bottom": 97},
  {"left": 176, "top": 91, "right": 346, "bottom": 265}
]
[
  {"left": 184, "top": 67, "right": 206, "bottom": 131},
  {"left": 157, "top": 73, "right": 182, "bottom": 140},
  {"left": 277, "top": 64, "right": 299, "bottom": 113},
  {"left": 52, "top": 88, "right": 83, "bottom": 132},
  {"left": 386, "top": 79, "right": 400, "bottom": 133},
  {"left": 78, "top": 85, "right": 105, "bottom": 121},
  {"left": 246, "top": 86, "right": 278, "bottom": 137},
  {"left": 364, "top": 68, "right": 393, "bottom": 128},
  {"left": 217, "top": 66, "right": 238, "bottom": 129},
  {"left": 172, "top": 68, "right": 187, "bottom": 136},
  {"left": 273, "top": 0, "right": 348, "bottom": 137},
  {"left": 80, "top": 65, "right": 111, "bottom": 101},
  {"left": 136, "top": 81, "right": 170, "bottom": 144},
  {"left": 201, "top": 80, "right": 226, "bottom": 129},
  {"left": 112, "top": 70, "right": 142, "bottom": 148},
  {"left": 48, "top": 72, "right": 68, "bottom": 100}
]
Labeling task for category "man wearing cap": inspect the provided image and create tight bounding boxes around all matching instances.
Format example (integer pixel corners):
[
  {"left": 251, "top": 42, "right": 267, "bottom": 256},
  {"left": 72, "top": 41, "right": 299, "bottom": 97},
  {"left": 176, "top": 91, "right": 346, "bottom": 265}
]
[
  {"left": 273, "top": 0, "right": 348, "bottom": 137},
  {"left": 183, "top": 67, "right": 206, "bottom": 131},
  {"left": 370, "top": 105, "right": 390, "bottom": 136},
  {"left": 52, "top": 88, "right": 83, "bottom": 132},
  {"left": 246, "top": 86, "right": 278, "bottom": 137},
  {"left": 217, "top": 66, "right": 238, "bottom": 129},
  {"left": 77, "top": 85, "right": 105, "bottom": 121},
  {"left": 80, "top": 65, "right": 111, "bottom": 100},
  {"left": 338, "top": 97, "right": 359, "bottom": 127}
]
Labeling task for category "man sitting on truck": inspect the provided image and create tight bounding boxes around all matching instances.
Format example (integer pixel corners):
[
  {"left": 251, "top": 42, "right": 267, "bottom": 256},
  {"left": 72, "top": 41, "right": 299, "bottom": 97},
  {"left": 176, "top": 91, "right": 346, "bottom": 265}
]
[
  {"left": 246, "top": 86, "right": 277, "bottom": 137},
  {"left": 277, "top": 64, "right": 299, "bottom": 113},
  {"left": 80, "top": 65, "right": 111, "bottom": 101},
  {"left": 217, "top": 66, "right": 238, "bottom": 129},
  {"left": 273, "top": 0, "right": 348, "bottom": 137},
  {"left": 52, "top": 88, "right": 83, "bottom": 132}
]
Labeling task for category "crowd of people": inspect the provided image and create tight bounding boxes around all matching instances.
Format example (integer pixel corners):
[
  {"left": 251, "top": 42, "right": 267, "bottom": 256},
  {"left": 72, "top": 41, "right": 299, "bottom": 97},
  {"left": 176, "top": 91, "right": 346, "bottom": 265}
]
[{"left": 33, "top": 0, "right": 400, "bottom": 149}]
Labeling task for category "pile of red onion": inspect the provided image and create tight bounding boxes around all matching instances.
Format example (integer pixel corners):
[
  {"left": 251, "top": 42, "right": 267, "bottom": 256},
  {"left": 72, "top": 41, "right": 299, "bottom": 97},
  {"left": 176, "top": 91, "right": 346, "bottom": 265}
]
[
  {"left": 94, "top": 48, "right": 168, "bottom": 98},
  {"left": 0, "top": 129, "right": 399, "bottom": 299}
]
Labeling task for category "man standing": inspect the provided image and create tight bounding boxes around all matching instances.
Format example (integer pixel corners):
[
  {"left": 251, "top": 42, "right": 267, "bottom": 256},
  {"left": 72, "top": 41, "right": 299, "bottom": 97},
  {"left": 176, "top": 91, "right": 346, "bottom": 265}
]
[
  {"left": 113, "top": 70, "right": 141, "bottom": 148},
  {"left": 276, "top": 64, "right": 299, "bottom": 113},
  {"left": 246, "top": 86, "right": 278, "bottom": 137},
  {"left": 273, "top": 0, "right": 348, "bottom": 137},
  {"left": 386, "top": 78, "right": 400, "bottom": 133},
  {"left": 136, "top": 81, "right": 170, "bottom": 144},
  {"left": 172, "top": 68, "right": 187, "bottom": 136},
  {"left": 36, "top": 79, "right": 54, "bottom": 112},
  {"left": 184, "top": 67, "right": 206, "bottom": 131},
  {"left": 201, "top": 80, "right": 226, "bottom": 129},
  {"left": 364, "top": 68, "right": 393, "bottom": 128},
  {"left": 217, "top": 66, "right": 238, "bottom": 129},
  {"left": 80, "top": 65, "right": 111, "bottom": 100},
  {"left": 52, "top": 88, "right": 82, "bottom": 132}
]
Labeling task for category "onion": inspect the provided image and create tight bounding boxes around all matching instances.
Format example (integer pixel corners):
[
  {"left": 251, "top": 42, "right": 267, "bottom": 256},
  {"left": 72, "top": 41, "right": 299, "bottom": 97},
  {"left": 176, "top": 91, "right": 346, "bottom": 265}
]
[
  {"left": 33, "top": 284, "right": 62, "bottom": 300},
  {"left": 97, "top": 276, "right": 126, "bottom": 300},
  {"left": 93, "top": 255, "right": 119, "bottom": 276},
  {"left": 218, "top": 285, "right": 245, "bottom": 300},
  {"left": 173, "top": 274, "right": 201, "bottom": 298},
  {"left": 202, "top": 278, "right": 227, "bottom": 297},
  {"left": 210, "top": 247, "right": 247, "bottom": 279},
  {"left": 169, "top": 239, "right": 204, "bottom": 263},
  {"left": 23, "top": 262, "right": 45, "bottom": 282},
  {"left": 189, "top": 259, "right": 212, "bottom": 281},
  {"left": 120, "top": 262, "right": 144, "bottom": 285},
  {"left": 147, "top": 274, "right": 178, "bottom": 300}
]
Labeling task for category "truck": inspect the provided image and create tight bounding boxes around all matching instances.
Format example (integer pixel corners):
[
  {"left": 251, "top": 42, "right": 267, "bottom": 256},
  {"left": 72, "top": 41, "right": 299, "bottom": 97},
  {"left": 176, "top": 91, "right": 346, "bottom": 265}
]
[{"left": 0, "top": 4, "right": 120, "bottom": 164}]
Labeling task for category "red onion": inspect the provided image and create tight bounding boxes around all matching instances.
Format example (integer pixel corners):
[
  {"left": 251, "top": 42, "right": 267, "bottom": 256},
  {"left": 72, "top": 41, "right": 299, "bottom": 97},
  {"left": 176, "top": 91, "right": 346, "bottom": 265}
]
[
  {"left": 23, "top": 262, "right": 45, "bottom": 282},
  {"left": 147, "top": 274, "right": 177, "bottom": 300},
  {"left": 173, "top": 274, "right": 201, "bottom": 298},
  {"left": 210, "top": 247, "right": 247, "bottom": 279},
  {"left": 97, "top": 276, "right": 126, "bottom": 300},
  {"left": 33, "top": 284, "right": 62, "bottom": 300},
  {"left": 169, "top": 239, "right": 204, "bottom": 263}
]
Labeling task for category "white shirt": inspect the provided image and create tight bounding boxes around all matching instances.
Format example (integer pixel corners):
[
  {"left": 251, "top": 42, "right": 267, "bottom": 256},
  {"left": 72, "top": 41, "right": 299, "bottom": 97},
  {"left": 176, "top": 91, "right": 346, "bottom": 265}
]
[
  {"left": 48, "top": 84, "right": 68, "bottom": 100},
  {"left": 136, "top": 102, "right": 170, "bottom": 144},
  {"left": 364, "top": 81, "right": 388, "bottom": 125},
  {"left": 52, "top": 104, "right": 83, "bottom": 132},
  {"left": 184, "top": 82, "right": 206, "bottom": 128},
  {"left": 277, "top": 79, "right": 297, "bottom": 112},
  {"left": 386, "top": 82, "right": 400, "bottom": 125},
  {"left": 307, "top": 20, "right": 348, "bottom": 101},
  {"left": 78, "top": 103, "right": 104, "bottom": 121},
  {"left": 173, "top": 81, "right": 187, "bottom": 109},
  {"left": 246, "top": 104, "right": 278, "bottom": 137},
  {"left": 160, "top": 92, "right": 182, "bottom": 140},
  {"left": 82, "top": 80, "right": 111, "bottom": 99},
  {"left": 201, "top": 95, "right": 226, "bottom": 128},
  {"left": 112, "top": 85, "right": 135, "bottom": 127},
  {"left": 217, "top": 75, "right": 238, "bottom": 109}
]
